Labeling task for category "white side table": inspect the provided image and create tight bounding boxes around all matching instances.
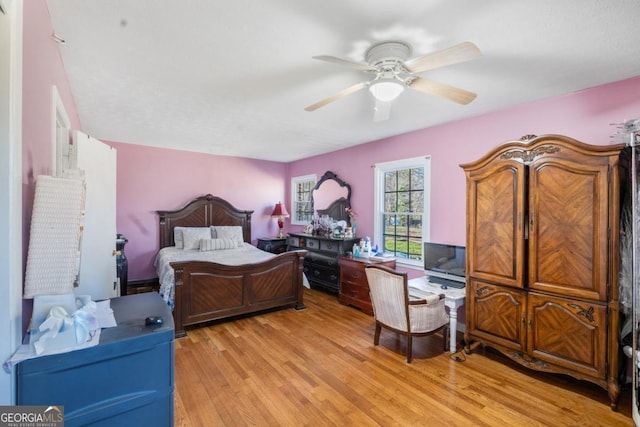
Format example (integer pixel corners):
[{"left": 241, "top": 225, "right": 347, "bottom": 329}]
[{"left": 408, "top": 276, "right": 466, "bottom": 353}]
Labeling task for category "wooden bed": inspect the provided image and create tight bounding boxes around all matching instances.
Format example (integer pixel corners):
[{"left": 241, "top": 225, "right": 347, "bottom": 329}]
[{"left": 157, "top": 194, "right": 306, "bottom": 338}]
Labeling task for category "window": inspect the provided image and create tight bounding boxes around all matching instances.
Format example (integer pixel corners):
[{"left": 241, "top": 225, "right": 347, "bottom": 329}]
[
  {"left": 374, "top": 157, "right": 430, "bottom": 268},
  {"left": 290, "top": 174, "right": 316, "bottom": 225}
]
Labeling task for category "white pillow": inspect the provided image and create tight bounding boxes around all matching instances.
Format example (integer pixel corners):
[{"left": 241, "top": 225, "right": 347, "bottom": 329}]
[
  {"left": 199, "top": 238, "right": 238, "bottom": 251},
  {"left": 182, "top": 227, "right": 213, "bottom": 250},
  {"left": 174, "top": 226, "right": 211, "bottom": 249},
  {"left": 212, "top": 226, "right": 244, "bottom": 245}
]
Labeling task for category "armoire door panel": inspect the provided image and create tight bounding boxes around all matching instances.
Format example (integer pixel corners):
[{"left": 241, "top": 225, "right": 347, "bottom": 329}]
[
  {"left": 467, "top": 163, "right": 526, "bottom": 288},
  {"left": 468, "top": 280, "right": 526, "bottom": 351},
  {"left": 527, "top": 292, "right": 606, "bottom": 378},
  {"left": 528, "top": 159, "right": 610, "bottom": 301}
]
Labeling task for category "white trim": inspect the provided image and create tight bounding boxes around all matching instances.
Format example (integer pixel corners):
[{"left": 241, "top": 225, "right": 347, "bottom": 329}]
[
  {"left": 0, "top": 0, "right": 22, "bottom": 405},
  {"left": 373, "top": 155, "right": 430, "bottom": 171},
  {"left": 373, "top": 156, "right": 431, "bottom": 268},
  {"left": 52, "top": 85, "right": 70, "bottom": 176},
  {"left": 290, "top": 173, "right": 316, "bottom": 225}
]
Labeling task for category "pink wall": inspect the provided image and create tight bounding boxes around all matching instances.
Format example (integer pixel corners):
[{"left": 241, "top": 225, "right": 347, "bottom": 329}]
[
  {"left": 105, "top": 142, "right": 288, "bottom": 280},
  {"left": 22, "top": 0, "right": 81, "bottom": 244},
  {"left": 288, "top": 76, "right": 640, "bottom": 278},
  {"left": 22, "top": 0, "right": 81, "bottom": 190},
  {"left": 21, "top": 0, "right": 82, "bottom": 329}
]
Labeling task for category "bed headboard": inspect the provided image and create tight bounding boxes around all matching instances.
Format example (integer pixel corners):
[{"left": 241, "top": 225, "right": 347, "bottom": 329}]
[{"left": 157, "top": 194, "right": 253, "bottom": 248}]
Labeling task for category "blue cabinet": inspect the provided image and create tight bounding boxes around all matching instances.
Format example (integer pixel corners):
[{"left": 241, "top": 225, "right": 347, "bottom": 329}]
[{"left": 16, "top": 293, "right": 175, "bottom": 426}]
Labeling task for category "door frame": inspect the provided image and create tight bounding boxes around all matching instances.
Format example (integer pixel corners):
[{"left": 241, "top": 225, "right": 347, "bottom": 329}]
[{"left": 0, "top": 0, "right": 23, "bottom": 405}]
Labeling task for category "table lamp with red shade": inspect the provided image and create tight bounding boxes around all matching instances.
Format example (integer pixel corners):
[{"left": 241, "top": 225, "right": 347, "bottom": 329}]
[{"left": 271, "top": 202, "right": 290, "bottom": 238}]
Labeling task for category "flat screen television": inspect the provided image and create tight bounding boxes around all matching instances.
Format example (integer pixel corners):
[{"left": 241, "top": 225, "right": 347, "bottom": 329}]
[{"left": 423, "top": 242, "right": 466, "bottom": 288}]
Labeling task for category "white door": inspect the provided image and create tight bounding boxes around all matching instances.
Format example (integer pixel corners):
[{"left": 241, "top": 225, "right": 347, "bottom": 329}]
[
  {"left": 75, "top": 131, "right": 118, "bottom": 300},
  {"left": 0, "top": 0, "right": 23, "bottom": 405}
]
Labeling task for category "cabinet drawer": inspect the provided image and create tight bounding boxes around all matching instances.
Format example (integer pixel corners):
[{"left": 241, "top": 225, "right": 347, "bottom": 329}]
[
  {"left": 340, "top": 264, "right": 367, "bottom": 285},
  {"left": 340, "top": 280, "right": 370, "bottom": 301},
  {"left": 319, "top": 240, "right": 340, "bottom": 254},
  {"left": 307, "top": 265, "right": 339, "bottom": 286},
  {"left": 304, "top": 238, "right": 320, "bottom": 250},
  {"left": 287, "top": 236, "right": 301, "bottom": 248},
  {"left": 305, "top": 252, "right": 337, "bottom": 268}
]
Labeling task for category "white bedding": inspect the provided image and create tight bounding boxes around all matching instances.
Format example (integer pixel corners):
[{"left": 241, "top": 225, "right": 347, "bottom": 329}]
[{"left": 154, "top": 243, "right": 275, "bottom": 308}]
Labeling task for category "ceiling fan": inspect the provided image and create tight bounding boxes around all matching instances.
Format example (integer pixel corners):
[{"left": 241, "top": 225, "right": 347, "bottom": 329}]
[{"left": 305, "top": 40, "right": 482, "bottom": 121}]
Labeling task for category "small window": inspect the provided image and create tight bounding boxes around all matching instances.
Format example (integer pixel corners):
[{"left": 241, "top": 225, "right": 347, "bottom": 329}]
[
  {"left": 291, "top": 174, "right": 316, "bottom": 225},
  {"left": 374, "top": 157, "right": 430, "bottom": 268}
]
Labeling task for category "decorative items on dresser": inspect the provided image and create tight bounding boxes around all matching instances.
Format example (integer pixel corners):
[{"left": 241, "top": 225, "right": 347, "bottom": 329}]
[
  {"left": 287, "top": 233, "right": 360, "bottom": 293},
  {"left": 338, "top": 255, "right": 396, "bottom": 314},
  {"left": 460, "top": 134, "right": 625, "bottom": 409},
  {"left": 257, "top": 237, "right": 288, "bottom": 254}
]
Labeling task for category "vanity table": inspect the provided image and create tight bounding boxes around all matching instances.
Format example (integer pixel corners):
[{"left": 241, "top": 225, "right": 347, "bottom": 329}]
[
  {"left": 288, "top": 171, "right": 358, "bottom": 294},
  {"left": 407, "top": 276, "right": 465, "bottom": 353}
]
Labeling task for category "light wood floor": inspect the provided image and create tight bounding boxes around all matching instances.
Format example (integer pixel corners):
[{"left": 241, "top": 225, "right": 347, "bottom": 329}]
[{"left": 174, "top": 288, "right": 633, "bottom": 426}]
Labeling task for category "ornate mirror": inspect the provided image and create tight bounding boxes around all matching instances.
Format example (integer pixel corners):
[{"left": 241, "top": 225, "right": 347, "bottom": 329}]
[{"left": 311, "top": 171, "right": 352, "bottom": 224}]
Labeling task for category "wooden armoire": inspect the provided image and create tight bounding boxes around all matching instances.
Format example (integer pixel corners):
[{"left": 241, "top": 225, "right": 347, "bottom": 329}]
[{"left": 460, "top": 134, "right": 625, "bottom": 409}]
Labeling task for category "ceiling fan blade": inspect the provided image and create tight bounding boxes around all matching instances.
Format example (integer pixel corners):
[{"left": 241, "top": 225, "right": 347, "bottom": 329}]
[
  {"left": 373, "top": 99, "right": 391, "bottom": 122},
  {"left": 408, "top": 77, "right": 477, "bottom": 105},
  {"left": 304, "top": 82, "right": 368, "bottom": 111},
  {"left": 313, "top": 55, "right": 377, "bottom": 71},
  {"left": 404, "top": 41, "right": 482, "bottom": 73}
]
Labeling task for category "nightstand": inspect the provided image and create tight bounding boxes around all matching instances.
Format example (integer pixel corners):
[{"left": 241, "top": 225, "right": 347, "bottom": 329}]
[{"left": 257, "top": 237, "right": 288, "bottom": 254}]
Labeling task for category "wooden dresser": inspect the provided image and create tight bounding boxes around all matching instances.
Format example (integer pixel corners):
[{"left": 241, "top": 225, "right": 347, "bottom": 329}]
[
  {"left": 287, "top": 233, "right": 360, "bottom": 293},
  {"left": 461, "top": 134, "right": 624, "bottom": 409},
  {"left": 338, "top": 255, "right": 396, "bottom": 314}
]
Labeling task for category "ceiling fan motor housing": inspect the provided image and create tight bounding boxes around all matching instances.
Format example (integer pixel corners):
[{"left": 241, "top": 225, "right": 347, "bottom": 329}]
[{"left": 365, "top": 41, "right": 412, "bottom": 68}]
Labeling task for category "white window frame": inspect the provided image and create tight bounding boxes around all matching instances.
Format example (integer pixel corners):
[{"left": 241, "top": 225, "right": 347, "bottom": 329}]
[
  {"left": 373, "top": 156, "right": 431, "bottom": 269},
  {"left": 290, "top": 173, "right": 316, "bottom": 225}
]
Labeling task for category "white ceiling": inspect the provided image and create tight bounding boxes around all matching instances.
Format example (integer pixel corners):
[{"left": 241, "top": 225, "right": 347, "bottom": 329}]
[{"left": 46, "top": 0, "right": 640, "bottom": 162}]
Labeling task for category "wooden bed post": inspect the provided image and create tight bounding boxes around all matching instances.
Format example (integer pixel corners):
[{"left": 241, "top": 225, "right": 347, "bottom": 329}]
[{"left": 173, "top": 266, "right": 186, "bottom": 338}]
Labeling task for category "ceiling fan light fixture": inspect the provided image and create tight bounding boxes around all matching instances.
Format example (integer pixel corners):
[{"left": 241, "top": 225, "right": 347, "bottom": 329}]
[{"left": 369, "top": 79, "right": 405, "bottom": 102}]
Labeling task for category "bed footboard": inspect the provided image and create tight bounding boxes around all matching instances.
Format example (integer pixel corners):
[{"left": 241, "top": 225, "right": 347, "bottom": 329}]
[{"left": 171, "top": 250, "right": 306, "bottom": 337}]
